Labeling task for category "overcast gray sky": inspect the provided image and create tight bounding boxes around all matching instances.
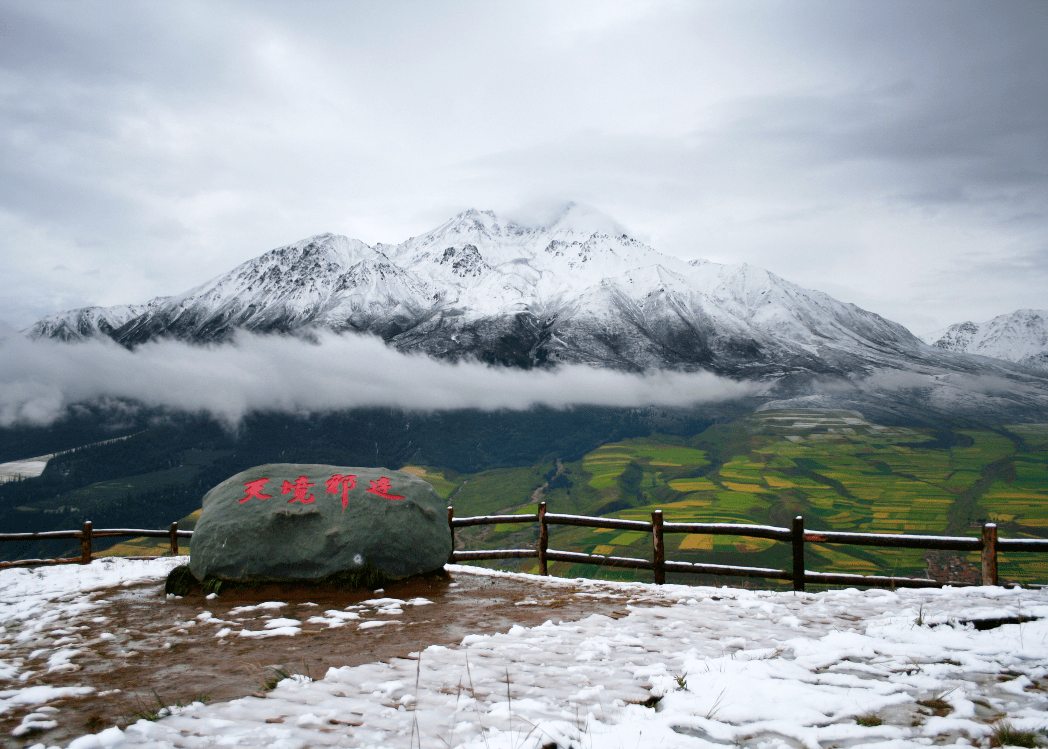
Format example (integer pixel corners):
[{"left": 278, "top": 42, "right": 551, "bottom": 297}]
[{"left": 1, "top": 0, "right": 1045, "bottom": 337}]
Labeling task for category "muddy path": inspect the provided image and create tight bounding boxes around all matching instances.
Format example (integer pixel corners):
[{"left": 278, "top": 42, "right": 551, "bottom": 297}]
[
  {"left": 530, "top": 458, "right": 565, "bottom": 504},
  {"left": 1, "top": 569, "right": 651, "bottom": 748}
]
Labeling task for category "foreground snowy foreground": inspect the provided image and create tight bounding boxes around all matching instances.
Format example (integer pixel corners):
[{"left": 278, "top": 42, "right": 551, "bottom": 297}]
[{"left": 2, "top": 559, "right": 1047, "bottom": 749}]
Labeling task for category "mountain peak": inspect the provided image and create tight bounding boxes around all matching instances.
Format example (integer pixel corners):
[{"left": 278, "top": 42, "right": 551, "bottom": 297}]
[
  {"left": 406, "top": 203, "right": 636, "bottom": 253},
  {"left": 929, "top": 308, "right": 1048, "bottom": 370},
  {"left": 544, "top": 202, "right": 631, "bottom": 238},
  {"left": 410, "top": 208, "right": 521, "bottom": 252},
  {"left": 448, "top": 208, "right": 499, "bottom": 227}
]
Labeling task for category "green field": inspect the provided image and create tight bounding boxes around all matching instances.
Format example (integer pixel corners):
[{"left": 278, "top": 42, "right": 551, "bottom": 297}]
[{"left": 429, "top": 411, "right": 1048, "bottom": 587}]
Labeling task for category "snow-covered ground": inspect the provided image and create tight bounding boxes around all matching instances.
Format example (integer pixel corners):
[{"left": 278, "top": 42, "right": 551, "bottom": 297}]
[
  {"left": 2, "top": 558, "right": 1047, "bottom": 749},
  {"left": 0, "top": 455, "right": 50, "bottom": 483}
]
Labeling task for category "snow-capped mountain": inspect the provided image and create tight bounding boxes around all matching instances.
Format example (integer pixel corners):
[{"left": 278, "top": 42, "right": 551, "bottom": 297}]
[
  {"left": 25, "top": 205, "right": 931, "bottom": 378},
  {"left": 927, "top": 309, "right": 1048, "bottom": 372},
  {"left": 25, "top": 302, "right": 165, "bottom": 342},
  {"left": 22, "top": 205, "right": 1048, "bottom": 422}
]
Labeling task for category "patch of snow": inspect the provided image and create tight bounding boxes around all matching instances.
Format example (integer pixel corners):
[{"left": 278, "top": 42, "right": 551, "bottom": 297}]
[
  {"left": 237, "top": 626, "right": 301, "bottom": 638},
  {"left": 45, "top": 648, "right": 80, "bottom": 673},
  {"left": 12, "top": 711, "right": 59, "bottom": 736},
  {"left": 0, "top": 685, "right": 95, "bottom": 716},
  {"left": 228, "top": 601, "right": 286, "bottom": 615},
  {"left": 305, "top": 611, "right": 361, "bottom": 628}
]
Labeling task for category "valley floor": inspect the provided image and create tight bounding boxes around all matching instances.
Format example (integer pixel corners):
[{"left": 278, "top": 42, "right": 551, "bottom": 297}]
[{"left": 1, "top": 559, "right": 1047, "bottom": 749}]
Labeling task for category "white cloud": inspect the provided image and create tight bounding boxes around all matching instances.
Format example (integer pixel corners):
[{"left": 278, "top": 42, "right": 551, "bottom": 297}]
[{"left": 0, "top": 331, "right": 761, "bottom": 427}]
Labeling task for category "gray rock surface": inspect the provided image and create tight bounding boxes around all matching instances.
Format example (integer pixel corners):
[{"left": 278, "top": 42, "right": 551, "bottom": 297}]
[{"left": 189, "top": 463, "right": 450, "bottom": 582}]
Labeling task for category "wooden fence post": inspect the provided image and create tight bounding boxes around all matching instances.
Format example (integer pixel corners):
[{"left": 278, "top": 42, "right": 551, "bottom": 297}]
[
  {"left": 538, "top": 501, "right": 548, "bottom": 576},
  {"left": 792, "top": 516, "right": 805, "bottom": 592},
  {"left": 652, "top": 510, "right": 665, "bottom": 584},
  {"left": 80, "top": 521, "right": 92, "bottom": 565},
  {"left": 981, "top": 523, "right": 998, "bottom": 586},
  {"left": 447, "top": 506, "right": 456, "bottom": 564},
  {"left": 169, "top": 522, "right": 179, "bottom": 556}
]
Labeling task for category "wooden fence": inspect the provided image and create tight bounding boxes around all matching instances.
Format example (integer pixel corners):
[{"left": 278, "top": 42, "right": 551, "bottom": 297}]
[
  {"left": 2, "top": 506, "right": 1047, "bottom": 591},
  {"left": 449, "top": 502, "right": 1048, "bottom": 591},
  {"left": 0, "top": 521, "right": 190, "bottom": 569}
]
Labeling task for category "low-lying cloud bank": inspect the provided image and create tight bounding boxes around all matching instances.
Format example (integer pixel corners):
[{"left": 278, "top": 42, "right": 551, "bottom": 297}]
[{"left": 0, "top": 331, "right": 763, "bottom": 427}]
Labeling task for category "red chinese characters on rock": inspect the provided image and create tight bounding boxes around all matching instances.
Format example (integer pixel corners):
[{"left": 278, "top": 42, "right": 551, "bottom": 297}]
[
  {"left": 282, "top": 476, "right": 316, "bottom": 504},
  {"left": 325, "top": 473, "right": 357, "bottom": 512},
  {"left": 365, "top": 476, "right": 405, "bottom": 500},
  {"left": 238, "top": 473, "right": 405, "bottom": 507},
  {"left": 239, "top": 478, "right": 273, "bottom": 503}
]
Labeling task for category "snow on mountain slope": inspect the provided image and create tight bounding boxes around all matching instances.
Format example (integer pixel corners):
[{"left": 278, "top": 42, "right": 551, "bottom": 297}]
[
  {"left": 378, "top": 205, "right": 925, "bottom": 374},
  {"left": 24, "top": 302, "right": 164, "bottom": 342},
  {"left": 928, "top": 309, "right": 1048, "bottom": 371},
  {"left": 114, "top": 233, "right": 431, "bottom": 345},
  {"left": 15, "top": 205, "right": 1022, "bottom": 384},
  {"left": 388, "top": 206, "right": 672, "bottom": 318}
]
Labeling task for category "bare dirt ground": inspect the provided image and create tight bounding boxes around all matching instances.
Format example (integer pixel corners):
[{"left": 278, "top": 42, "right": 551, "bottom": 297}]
[{"left": 1, "top": 569, "right": 649, "bottom": 748}]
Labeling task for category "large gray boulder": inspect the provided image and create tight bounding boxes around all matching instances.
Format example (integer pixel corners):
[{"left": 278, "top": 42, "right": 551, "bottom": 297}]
[{"left": 189, "top": 463, "right": 450, "bottom": 582}]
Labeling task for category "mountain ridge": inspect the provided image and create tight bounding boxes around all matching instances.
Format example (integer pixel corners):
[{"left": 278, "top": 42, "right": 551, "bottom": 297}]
[
  {"left": 24, "top": 205, "right": 924, "bottom": 376},
  {"left": 927, "top": 309, "right": 1048, "bottom": 372}
]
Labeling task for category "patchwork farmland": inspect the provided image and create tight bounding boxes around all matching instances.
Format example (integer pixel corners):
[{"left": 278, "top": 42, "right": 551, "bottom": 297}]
[{"left": 438, "top": 410, "right": 1048, "bottom": 587}]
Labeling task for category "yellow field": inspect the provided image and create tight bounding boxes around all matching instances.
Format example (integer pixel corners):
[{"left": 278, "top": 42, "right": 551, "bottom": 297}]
[{"left": 668, "top": 478, "right": 720, "bottom": 491}]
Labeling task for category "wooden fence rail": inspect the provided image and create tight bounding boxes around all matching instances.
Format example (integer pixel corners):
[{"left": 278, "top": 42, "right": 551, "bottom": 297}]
[
  {"left": 4, "top": 506, "right": 1048, "bottom": 591},
  {"left": 0, "top": 521, "right": 191, "bottom": 569},
  {"left": 449, "top": 503, "right": 1048, "bottom": 591}
]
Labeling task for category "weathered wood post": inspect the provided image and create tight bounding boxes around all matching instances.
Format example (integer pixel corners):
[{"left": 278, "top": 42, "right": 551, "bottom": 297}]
[
  {"left": 792, "top": 516, "right": 805, "bottom": 592},
  {"left": 538, "top": 501, "right": 549, "bottom": 576},
  {"left": 447, "top": 506, "right": 456, "bottom": 564},
  {"left": 981, "top": 522, "right": 998, "bottom": 586},
  {"left": 652, "top": 510, "right": 665, "bottom": 584},
  {"left": 169, "top": 522, "right": 179, "bottom": 556},
  {"left": 80, "top": 521, "right": 93, "bottom": 565}
]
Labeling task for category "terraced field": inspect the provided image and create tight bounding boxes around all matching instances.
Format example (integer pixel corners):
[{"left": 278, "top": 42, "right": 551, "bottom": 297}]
[{"left": 434, "top": 411, "right": 1048, "bottom": 587}]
